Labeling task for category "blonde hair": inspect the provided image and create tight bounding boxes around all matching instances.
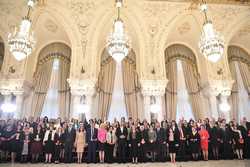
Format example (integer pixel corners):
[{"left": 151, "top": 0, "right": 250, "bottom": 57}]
[{"left": 100, "top": 123, "right": 106, "bottom": 129}]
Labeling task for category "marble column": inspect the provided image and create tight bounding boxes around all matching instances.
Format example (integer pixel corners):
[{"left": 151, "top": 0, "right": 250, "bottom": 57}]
[
  {"left": 142, "top": 95, "right": 151, "bottom": 121},
  {"left": 141, "top": 79, "right": 168, "bottom": 122},
  {"left": 206, "top": 79, "right": 234, "bottom": 120},
  {"left": 68, "top": 78, "right": 96, "bottom": 121},
  {"left": 219, "top": 90, "right": 231, "bottom": 121},
  {"left": 209, "top": 93, "right": 219, "bottom": 120},
  {"left": 71, "top": 95, "right": 81, "bottom": 120},
  {"left": 14, "top": 93, "right": 24, "bottom": 119}
]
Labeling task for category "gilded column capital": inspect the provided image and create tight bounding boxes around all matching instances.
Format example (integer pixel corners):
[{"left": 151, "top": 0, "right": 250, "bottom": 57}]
[
  {"left": 209, "top": 79, "right": 234, "bottom": 96},
  {"left": 0, "top": 78, "right": 26, "bottom": 95}
]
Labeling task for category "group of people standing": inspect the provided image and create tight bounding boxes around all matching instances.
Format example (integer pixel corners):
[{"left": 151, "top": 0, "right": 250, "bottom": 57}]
[{"left": 0, "top": 116, "right": 250, "bottom": 164}]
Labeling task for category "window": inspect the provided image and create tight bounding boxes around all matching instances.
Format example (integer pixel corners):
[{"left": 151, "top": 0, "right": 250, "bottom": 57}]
[{"left": 41, "top": 59, "right": 60, "bottom": 119}]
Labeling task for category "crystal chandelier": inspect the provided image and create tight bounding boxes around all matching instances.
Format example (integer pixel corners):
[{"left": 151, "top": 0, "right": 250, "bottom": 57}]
[
  {"left": 8, "top": 0, "right": 36, "bottom": 61},
  {"left": 198, "top": 1, "right": 224, "bottom": 63},
  {"left": 106, "top": 0, "right": 130, "bottom": 62}
]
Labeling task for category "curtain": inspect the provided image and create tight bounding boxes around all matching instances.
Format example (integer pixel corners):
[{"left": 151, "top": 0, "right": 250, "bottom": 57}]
[
  {"left": 58, "top": 59, "right": 71, "bottom": 120},
  {"left": 122, "top": 56, "right": 140, "bottom": 119},
  {"left": 182, "top": 61, "right": 202, "bottom": 119},
  {"left": 41, "top": 59, "right": 59, "bottom": 119},
  {"left": 229, "top": 61, "right": 239, "bottom": 120},
  {"left": 176, "top": 60, "right": 195, "bottom": 121},
  {"left": 31, "top": 60, "right": 54, "bottom": 118},
  {"left": 235, "top": 62, "right": 250, "bottom": 121},
  {"left": 165, "top": 61, "right": 177, "bottom": 120},
  {"left": 238, "top": 62, "right": 250, "bottom": 95},
  {"left": 97, "top": 57, "right": 116, "bottom": 120}
]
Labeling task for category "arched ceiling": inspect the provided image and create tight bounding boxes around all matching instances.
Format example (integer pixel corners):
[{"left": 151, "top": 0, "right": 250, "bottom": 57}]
[
  {"left": 229, "top": 18, "right": 250, "bottom": 54},
  {"left": 0, "top": 0, "right": 249, "bottom": 81}
]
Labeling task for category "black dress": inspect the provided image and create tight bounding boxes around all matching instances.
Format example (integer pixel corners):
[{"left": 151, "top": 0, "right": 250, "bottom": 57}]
[
  {"left": 189, "top": 131, "right": 200, "bottom": 154},
  {"left": 167, "top": 128, "right": 180, "bottom": 154},
  {"left": 139, "top": 129, "right": 148, "bottom": 162},
  {"left": 129, "top": 130, "right": 141, "bottom": 158},
  {"left": 44, "top": 131, "right": 55, "bottom": 154},
  {"left": 11, "top": 131, "right": 24, "bottom": 153},
  {"left": 1, "top": 126, "right": 15, "bottom": 152},
  {"left": 233, "top": 130, "right": 244, "bottom": 150}
]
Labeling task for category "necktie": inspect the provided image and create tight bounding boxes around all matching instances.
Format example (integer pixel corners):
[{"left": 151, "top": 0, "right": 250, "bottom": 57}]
[
  {"left": 91, "top": 128, "right": 93, "bottom": 141},
  {"left": 111, "top": 131, "right": 113, "bottom": 143}
]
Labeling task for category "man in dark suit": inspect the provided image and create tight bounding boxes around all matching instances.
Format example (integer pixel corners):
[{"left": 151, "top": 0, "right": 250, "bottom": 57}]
[
  {"left": 155, "top": 122, "right": 167, "bottom": 161},
  {"left": 116, "top": 122, "right": 128, "bottom": 163},
  {"left": 64, "top": 123, "right": 76, "bottom": 163},
  {"left": 86, "top": 119, "right": 98, "bottom": 163}
]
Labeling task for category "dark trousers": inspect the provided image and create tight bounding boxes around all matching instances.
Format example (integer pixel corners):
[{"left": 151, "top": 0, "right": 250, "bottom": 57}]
[
  {"left": 178, "top": 140, "right": 187, "bottom": 161},
  {"left": 139, "top": 144, "right": 147, "bottom": 162},
  {"left": 118, "top": 140, "right": 126, "bottom": 163},
  {"left": 156, "top": 143, "right": 166, "bottom": 161},
  {"left": 87, "top": 141, "right": 97, "bottom": 163},
  {"left": 105, "top": 144, "right": 115, "bottom": 163},
  {"left": 64, "top": 143, "right": 73, "bottom": 163},
  {"left": 54, "top": 145, "right": 60, "bottom": 162}
]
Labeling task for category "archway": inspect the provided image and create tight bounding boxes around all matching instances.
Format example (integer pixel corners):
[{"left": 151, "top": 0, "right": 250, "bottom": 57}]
[
  {"left": 95, "top": 49, "right": 141, "bottom": 121},
  {"left": 164, "top": 44, "right": 202, "bottom": 121},
  {"left": 228, "top": 45, "right": 250, "bottom": 121},
  {"left": 31, "top": 42, "right": 71, "bottom": 120}
]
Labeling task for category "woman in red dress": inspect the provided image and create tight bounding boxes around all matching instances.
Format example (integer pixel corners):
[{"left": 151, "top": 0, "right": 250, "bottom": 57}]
[{"left": 199, "top": 125, "right": 209, "bottom": 161}]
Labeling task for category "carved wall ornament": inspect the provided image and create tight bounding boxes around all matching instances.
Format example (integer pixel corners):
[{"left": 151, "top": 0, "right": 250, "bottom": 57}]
[
  {"left": 140, "top": 79, "right": 168, "bottom": 96},
  {"left": 68, "top": 78, "right": 96, "bottom": 96},
  {"left": 177, "top": 21, "right": 191, "bottom": 35},
  {"left": 8, "top": 66, "right": 16, "bottom": 74},
  {"left": 237, "top": 24, "right": 250, "bottom": 37},
  {"left": 209, "top": 6, "right": 245, "bottom": 32},
  {"left": 44, "top": 19, "right": 58, "bottom": 33}
]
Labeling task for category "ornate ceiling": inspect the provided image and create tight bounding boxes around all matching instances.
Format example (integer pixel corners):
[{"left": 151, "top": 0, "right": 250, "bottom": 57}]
[{"left": 0, "top": 0, "right": 249, "bottom": 84}]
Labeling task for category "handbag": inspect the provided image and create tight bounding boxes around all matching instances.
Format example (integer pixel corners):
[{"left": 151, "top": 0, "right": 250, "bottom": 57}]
[{"left": 239, "top": 138, "right": 244, "bottom": 144}]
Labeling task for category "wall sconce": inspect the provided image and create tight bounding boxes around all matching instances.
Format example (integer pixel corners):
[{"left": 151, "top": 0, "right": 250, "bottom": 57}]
[{"left": 9, "top": 66, "right": 16, "bottom": 73}]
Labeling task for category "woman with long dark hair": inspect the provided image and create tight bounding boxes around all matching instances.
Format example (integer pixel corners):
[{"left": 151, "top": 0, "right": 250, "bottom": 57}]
[
  {"left": 74, "top": 123, "right": 86, "bottom": 163},
  {"left": 189, "top": 127, "right": 200, "bottom": 161},
  {"left": 106, "top": 126, "right": 116, "bottom": 163},
  {"left": 30, "top": 125, "right": 44, "bottom": 163},
  {"left": 128, "top": 125, "right": 141, "bottom": 163},
  {"left": 43, "top": 125, "right": 56, "bottom": 163}
]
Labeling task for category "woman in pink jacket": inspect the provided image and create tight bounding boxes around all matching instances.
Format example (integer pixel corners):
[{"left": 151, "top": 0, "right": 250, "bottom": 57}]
[{"left": 98, "top": 123, "right": 107, "bottom": 163}]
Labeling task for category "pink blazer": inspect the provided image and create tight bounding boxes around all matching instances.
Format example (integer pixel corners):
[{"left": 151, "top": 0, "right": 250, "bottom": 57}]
[{"left": 98, "top": 129, "right": 107, "bottom": 143}]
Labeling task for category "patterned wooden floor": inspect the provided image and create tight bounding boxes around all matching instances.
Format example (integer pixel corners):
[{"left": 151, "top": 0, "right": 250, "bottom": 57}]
[{"left": 1, "top": 160, "right": 249, "bottom": 167}]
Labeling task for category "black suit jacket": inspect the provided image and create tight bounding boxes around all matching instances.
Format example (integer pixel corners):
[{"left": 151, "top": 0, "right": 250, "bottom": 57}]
[
  {"left": 116, "top": 127, "right": 128, "bottom": 142},
  {"left": 64, "top": 128, "right": 76, "bottom": 145},
  {"left": 86, "top": 127, "right": 98, "bottom": 143}
]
